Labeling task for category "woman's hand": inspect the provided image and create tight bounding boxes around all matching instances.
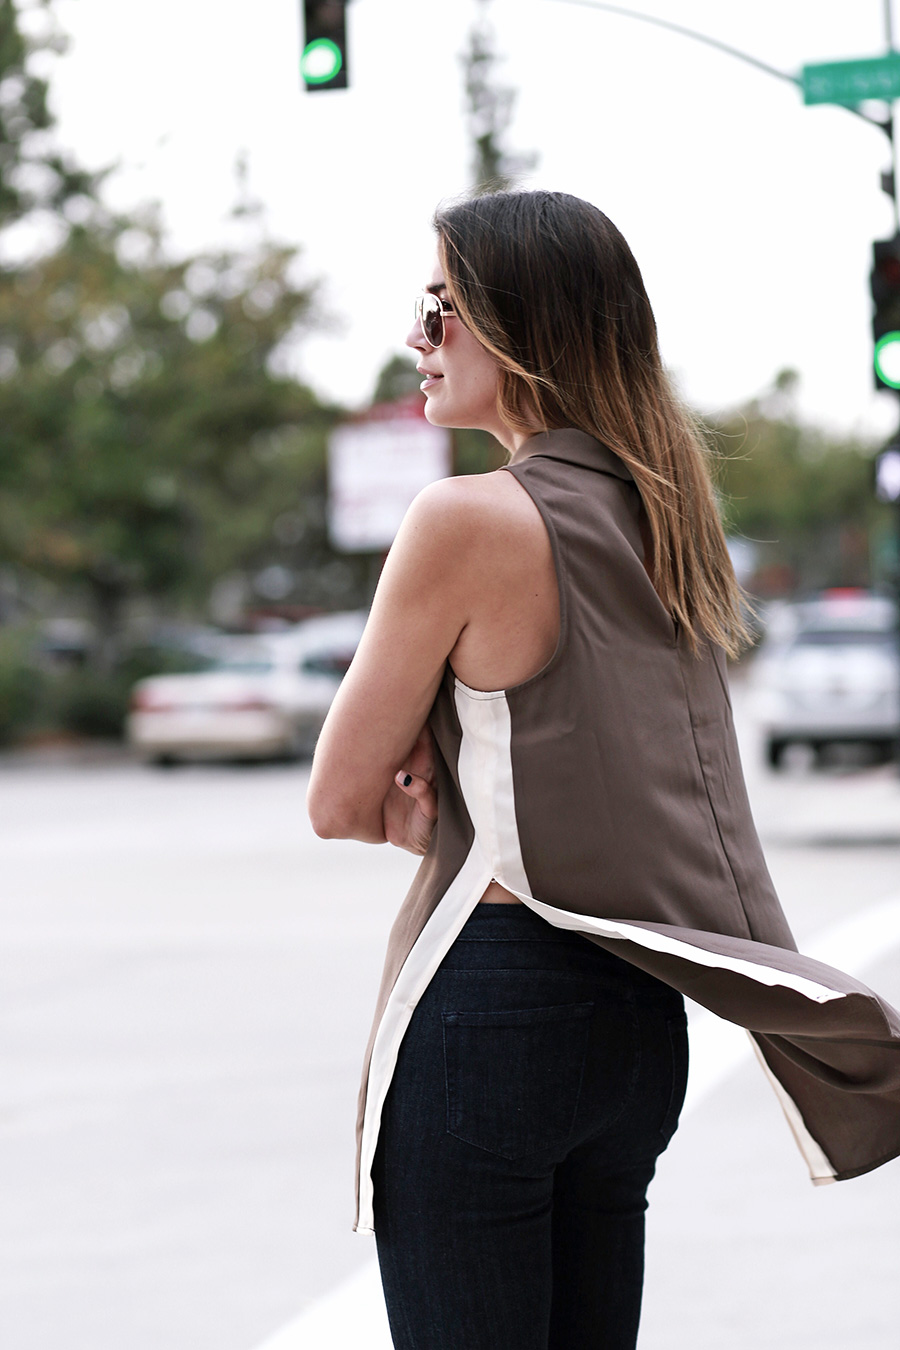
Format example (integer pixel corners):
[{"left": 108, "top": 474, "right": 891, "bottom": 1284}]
[{"left": 383, "top": 725, "right": 438, "bottom": 855}]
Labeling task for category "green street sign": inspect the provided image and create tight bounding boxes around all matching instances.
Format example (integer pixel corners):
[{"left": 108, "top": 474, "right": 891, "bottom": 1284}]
[{"left": 802, "top": 53, "right": 900, "bottom": 106}]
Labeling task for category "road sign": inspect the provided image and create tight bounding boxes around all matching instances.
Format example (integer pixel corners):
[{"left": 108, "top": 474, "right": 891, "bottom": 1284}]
[
  {"left": 328, "top": 399, "right": 452, "bottom": 552},
  {"left": 802, "top": 53, "right": 900, "bottom": 106}
]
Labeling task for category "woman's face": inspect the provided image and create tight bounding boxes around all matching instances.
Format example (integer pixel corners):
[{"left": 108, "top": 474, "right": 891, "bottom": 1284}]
[{"left": 406, "top": 253, "right": 513, "bottom": 449}]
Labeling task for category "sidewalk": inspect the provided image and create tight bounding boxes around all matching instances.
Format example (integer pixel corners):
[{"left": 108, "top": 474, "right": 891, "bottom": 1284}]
[{"left": 752, "top": 762, "right": 900, "bottom": 848}]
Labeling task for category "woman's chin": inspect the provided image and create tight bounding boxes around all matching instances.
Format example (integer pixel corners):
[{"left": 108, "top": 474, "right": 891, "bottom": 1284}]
[{"left": 423, "top": 399, "right": 451, "bottom": 428}]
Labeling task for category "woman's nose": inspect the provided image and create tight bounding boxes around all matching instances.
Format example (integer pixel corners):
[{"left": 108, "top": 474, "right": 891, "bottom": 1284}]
[{"left": 405, "top": 318, "right": 427, "bottom": 352}]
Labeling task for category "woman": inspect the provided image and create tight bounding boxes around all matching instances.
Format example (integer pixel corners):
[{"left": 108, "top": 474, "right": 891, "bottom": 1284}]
[{"left": 308, "top": 191, "right": 900, "bottom": 1350}]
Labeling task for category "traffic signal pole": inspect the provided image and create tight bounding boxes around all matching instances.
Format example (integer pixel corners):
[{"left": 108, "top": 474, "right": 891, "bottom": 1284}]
[
  {"left": 886, "top": 0, "right": 900, "bottom": 235},
  {"left": 879, "top": 0, "right": 900, "bottom": 772}
]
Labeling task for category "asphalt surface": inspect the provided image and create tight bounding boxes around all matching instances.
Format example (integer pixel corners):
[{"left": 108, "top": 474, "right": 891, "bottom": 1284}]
[{"left": 0, "top": 688, "right": 899, "bottom": 1350}]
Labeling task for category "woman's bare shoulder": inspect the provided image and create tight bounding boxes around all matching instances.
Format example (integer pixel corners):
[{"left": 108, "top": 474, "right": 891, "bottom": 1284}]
[{"left": 407, "top": 468, "right": 546, "bottom": 552}]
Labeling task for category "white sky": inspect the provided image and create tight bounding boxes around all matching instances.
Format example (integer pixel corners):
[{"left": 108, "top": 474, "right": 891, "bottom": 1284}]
[{"left": 41, "top": 0, "right": 900, "bottom": 440}]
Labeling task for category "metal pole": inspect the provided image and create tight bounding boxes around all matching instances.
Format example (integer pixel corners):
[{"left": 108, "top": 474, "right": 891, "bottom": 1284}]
[
  {"left": 885, "top": 0, "right": 900, "bottom": 234},
  {"left": 550, "top": 0, "right": 893, "bottom": 135},
  {"left": 886, "top": 1, "right": 900, "bottom": 771},
  {"left": 894, "top": 443, "right": 900, "bottom": 775},
  {"left": 894, "top": 486, "right": 900, "bottom": 774}
]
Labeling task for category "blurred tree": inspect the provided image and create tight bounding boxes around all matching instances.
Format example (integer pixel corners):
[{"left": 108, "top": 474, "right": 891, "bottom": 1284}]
[
  {"left": 708, "top": 372, "right": 884, "bottom": 596},
  {"left": 0, "top": 0, "right": 101, "bottom": 233},
  {"left": 372, "top": 353, "right": 424, "bottom": 404},
  {"left": 454, "top": 427, "right": 508, "bottom": 475},
  {"left": 460, "top": 0, "right": 537, "bottom": 195},
  {"left": 0, "top": 216, "right": 352, "bottom": 660},
  {"left": 0, "top": 0, "right": 373, "bottom": 681}
]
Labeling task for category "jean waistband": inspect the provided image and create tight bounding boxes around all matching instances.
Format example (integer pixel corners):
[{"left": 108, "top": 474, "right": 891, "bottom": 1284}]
[
  {"left": 450, "top": 903, "right": 683, "bottom": 1004},
  {"left": 459, "top": 903, "right": 614, "bottom": 953}
]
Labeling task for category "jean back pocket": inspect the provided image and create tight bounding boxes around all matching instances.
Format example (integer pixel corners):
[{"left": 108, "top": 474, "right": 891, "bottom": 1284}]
[{"left": 442, "top": 1002, "right": 594, "bottom": 1160}]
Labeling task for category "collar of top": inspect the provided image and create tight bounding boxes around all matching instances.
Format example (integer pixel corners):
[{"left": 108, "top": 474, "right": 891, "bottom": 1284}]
[{"left": 509, "top": 428, "right": 633, "bottom": 482}]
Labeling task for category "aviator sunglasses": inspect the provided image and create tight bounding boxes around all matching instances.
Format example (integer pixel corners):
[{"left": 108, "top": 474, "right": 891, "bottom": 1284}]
[{"left": 414, "top": 292, "right": 456, "bottom": 348}]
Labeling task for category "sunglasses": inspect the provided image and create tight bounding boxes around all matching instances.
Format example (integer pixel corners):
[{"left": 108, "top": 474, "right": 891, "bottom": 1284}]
[{"left": 414, "top": 292, "right": 455, "bottom": 348}]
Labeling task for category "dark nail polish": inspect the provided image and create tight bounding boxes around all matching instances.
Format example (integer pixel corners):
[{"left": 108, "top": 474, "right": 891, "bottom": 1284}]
[{"left": 402, "top": 774, "right": 412, "bottom": 787}]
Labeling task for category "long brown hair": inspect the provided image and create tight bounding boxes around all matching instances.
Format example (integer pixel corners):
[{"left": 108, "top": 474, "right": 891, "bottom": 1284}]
[{"left": 434, "top": 191, "right": 750, "bottom": 657}]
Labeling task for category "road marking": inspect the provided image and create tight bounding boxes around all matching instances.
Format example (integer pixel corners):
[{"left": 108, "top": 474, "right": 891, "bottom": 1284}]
[
  {"left": 252, "top": 1262, "right": 390, "bottom": 1350},
  {"left": 683, "top": 892, "right": 900, "bottom": 1114},
  {"left": 254, "top": 894, "right": 900, "bottom": 1350}
]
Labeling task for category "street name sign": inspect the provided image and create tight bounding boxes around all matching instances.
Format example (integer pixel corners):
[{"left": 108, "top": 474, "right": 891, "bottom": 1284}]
[{"left": 802, "top": 53, "right": 900, "bottom": 106}]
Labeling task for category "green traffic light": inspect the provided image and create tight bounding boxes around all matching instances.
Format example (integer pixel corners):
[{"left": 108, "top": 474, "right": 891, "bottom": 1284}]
[
  {"left": 874, "top": 331, "right": 900, "bottom": 388},
  {"left": 301, "top": 37, "right": 343, "bottom": 85}
]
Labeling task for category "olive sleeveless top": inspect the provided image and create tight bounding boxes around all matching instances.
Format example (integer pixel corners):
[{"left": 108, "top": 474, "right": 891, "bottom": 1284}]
[{"left": 353, "top": 428, "right": 900, "bottom": 1235}]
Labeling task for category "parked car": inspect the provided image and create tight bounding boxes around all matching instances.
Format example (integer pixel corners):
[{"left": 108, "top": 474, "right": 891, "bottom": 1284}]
[
  {"left": 750, "top": 590, "right": 899, "bottom": 769},
  {"left": 127, "top": 610, "right": 368, "bottom": 764}
]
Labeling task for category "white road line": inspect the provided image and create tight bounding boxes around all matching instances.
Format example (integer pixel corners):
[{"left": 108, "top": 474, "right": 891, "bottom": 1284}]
[
  {"left": 252, "top": 1262, "right": 391, "bottom": 1350},
  {"left": 681, "top": 892, "right": 900, "bottom": 1116},
  {"left": 254, "top": 894, "right": 900, "bottom": 1350}
]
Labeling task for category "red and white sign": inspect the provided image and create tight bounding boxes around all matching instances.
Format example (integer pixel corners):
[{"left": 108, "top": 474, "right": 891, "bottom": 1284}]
[{"left": 328, "top": 396, "right": 452, "bottom": 552}]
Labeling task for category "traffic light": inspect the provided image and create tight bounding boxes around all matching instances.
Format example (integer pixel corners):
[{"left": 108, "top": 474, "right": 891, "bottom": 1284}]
[
  {"left": 301, "top": 1, "right": 348, "bottom": 91},
  {"left": 871, "top": 236, "right": 900, "bottom": 390}
]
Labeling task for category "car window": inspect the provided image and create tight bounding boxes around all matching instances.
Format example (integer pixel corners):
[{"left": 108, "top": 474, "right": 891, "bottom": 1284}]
[
  {"left": 210, "top": 658, "right": 276, "bottom": 675},
  {"left": 793, "top": 630, "right": 896, "bottom": 649},
  {"left": 300, "top": 651, "right": 355, "bottom": 677}
]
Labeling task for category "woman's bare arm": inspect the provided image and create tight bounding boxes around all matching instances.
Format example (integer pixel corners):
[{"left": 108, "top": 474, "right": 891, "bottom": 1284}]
[
  {"left": 307, "top": 476, "right": 480, "bottom": 846},
  {"left": 307, "top": 467, "right": 558, "bottom": 851}
]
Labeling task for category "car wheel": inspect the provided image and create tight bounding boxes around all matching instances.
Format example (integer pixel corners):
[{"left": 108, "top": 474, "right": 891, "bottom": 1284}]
[
  {"left": 811, "top": 741, "right": 830, "bottom": 769},
  {"left": 150, "top": 753, "right": 182, "bottom": 769},
  {"left": 766, "top": 738, "right": 788, "bottom": 770}
]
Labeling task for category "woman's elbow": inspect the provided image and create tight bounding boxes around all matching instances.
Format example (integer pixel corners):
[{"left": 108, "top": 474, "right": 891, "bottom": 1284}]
[
  {"left": 307, "top": 755, "right": 345, "bottom": 838},
  {"left": 307, "top": 787, "right": 347, "bottom": 839},
  {"left": 307, "top": 782, "right": 382, "bottom": 843}
]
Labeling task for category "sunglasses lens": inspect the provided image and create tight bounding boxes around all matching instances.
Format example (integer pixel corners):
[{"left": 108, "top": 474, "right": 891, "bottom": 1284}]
[{"left": 421, "top": 296, "right": 444, "bottom": 347}]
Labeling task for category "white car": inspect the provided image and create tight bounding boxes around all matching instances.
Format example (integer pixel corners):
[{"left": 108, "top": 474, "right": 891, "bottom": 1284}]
[
  {"left": 127, "top": 610, "right": 368, "bottom": 764},
  {"left": 750, "top": 591, "right": 899, "bottom": 769}
]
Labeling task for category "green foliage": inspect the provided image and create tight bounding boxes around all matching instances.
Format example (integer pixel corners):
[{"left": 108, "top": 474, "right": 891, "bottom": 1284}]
[
  {"left": 0, "top": 0, "right": 100, "bottom": 230},
  {"left": 44, "top": 637, "right": 208, "bottom": 739},
  {"left": 707, "top": 373, "right": 884, "bottom": 594},
  {"left": 454, "top": 428, "right": 507, "bottom": 475},
  {"left": 372, "top": 354, "right": 424, "bottom": 404},
  {"left": 0, "top": 623, "right": 40, "bottom": 742},
  {"left": 0, "top": 219, "right": 332, "bottom": 618},
  {"left": 48, "top": 665, "right": 131, "bottom": 738},
  {"left": 0, "top": 0, "right": 368, "bottom": 684}
]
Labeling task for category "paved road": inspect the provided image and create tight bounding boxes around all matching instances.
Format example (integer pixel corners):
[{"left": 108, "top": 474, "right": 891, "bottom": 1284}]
[
  {"left": 0, "top": 691, "right": 898, "bottom": 1349},
  {"left": 0, "top": 754, "right": 417, "bottom": 1349}
]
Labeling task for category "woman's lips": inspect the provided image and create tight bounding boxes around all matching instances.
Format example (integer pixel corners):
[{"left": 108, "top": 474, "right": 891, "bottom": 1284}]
[{"left": 418, "top": 372, "right": 444, "bottom": 391}]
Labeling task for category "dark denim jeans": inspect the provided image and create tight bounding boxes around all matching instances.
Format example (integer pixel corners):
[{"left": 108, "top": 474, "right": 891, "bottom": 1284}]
[{"left": 373, "top": 903, "right": 688, "bottom": 1350}]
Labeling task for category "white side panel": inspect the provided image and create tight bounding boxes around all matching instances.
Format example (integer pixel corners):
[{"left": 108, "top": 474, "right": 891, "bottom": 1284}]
[
  {"left": 514, "top": 895, "right": 847, "bottom": 1006},
  {"left": 749, "top": 1032, "right": 837, "bottom": 1184},
  {"left": 452, "top": 681, "right": 847, "bottom": 1007},
  {"left": 355, "top": 838, "right": 493, "bottom": 1235},
  {"left": 454, "top": 683, "right": 529, "bottom": 893}
]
